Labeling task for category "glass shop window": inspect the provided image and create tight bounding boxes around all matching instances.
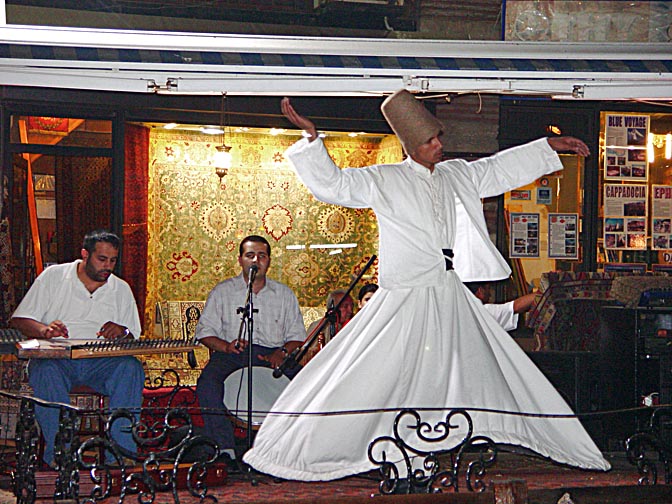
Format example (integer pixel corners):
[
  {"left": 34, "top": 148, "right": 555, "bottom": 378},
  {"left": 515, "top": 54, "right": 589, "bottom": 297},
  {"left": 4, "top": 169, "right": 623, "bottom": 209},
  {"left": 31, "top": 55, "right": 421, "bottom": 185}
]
[
  {"left": 597, "top": 112, "right": 672, "bottom": 272},
  {"left": 8, "top": 115, "right": 113, "bottom": 295},
  {"left": 501, "top": 148, "right": 584, "bottom": 293}
]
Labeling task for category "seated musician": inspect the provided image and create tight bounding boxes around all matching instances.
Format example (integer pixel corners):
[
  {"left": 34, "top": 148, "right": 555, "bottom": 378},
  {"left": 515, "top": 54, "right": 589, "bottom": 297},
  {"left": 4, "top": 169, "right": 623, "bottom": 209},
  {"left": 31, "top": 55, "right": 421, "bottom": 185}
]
[
  {"left": 9, "top": 230, "right": 145, "bottom": 468},
  {"left": 465, "top": 281, "right": 536, "bottom": 331},
  {"left": 357, "top": 283, "right": 379, "bottom": 310},
  {"left": 306, "top": 289, "right": 354, "bottom": 345},
  {"left": 194, "top": 235, "right": 306, "bottom": 465}
]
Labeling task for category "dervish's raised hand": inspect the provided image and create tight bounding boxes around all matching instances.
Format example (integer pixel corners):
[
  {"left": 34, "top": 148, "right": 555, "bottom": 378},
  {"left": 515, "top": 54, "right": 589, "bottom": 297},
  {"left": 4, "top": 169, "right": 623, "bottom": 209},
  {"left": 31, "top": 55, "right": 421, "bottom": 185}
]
[
  {"left": 547, "top": 136, "right": 590, "bottom": 157},
  {"left": 281, "top": 97, "right": 318, "bottom": 142}
]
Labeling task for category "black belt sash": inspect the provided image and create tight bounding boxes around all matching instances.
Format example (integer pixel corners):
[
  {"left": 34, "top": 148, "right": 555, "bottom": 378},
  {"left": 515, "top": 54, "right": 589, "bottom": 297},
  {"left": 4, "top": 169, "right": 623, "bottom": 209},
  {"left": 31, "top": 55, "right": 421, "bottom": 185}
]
[{"left": 442, "top": 248, "right": 454, "bottom": 271}]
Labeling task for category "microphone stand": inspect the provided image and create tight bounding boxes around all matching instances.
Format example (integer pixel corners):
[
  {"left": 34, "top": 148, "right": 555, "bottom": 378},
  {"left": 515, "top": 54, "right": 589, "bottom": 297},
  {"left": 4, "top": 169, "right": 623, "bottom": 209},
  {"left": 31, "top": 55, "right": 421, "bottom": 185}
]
[
  {"left": 274, "top": 254, "right": 377, "bottom": 378},
  {"left": 327, "top": 299, "right": 336, "bottom": 343},
  {"left": 236, "top": 265, "right": 258, "bottom": 454}
]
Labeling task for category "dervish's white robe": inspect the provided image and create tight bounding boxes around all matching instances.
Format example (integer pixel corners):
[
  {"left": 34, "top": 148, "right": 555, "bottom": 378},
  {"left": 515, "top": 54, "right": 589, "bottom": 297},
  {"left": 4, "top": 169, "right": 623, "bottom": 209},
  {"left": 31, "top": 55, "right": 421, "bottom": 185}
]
[{"left": 243, "top": 137, "right": 610, "bottom": 481}]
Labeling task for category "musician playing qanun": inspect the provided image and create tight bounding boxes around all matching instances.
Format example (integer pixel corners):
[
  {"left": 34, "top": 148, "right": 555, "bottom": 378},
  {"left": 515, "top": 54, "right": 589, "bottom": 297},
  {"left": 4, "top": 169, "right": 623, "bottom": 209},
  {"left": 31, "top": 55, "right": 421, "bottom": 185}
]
[{"left": 10, "top": 229, "right": 144, "bottom": 467}]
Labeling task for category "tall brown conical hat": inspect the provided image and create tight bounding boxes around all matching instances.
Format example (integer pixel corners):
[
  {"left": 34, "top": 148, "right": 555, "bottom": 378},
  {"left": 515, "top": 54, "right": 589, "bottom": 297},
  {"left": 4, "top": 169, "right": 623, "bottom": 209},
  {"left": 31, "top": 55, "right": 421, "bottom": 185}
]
[{"left": 381, "top": 90, "right": 443, "bottom": 155}]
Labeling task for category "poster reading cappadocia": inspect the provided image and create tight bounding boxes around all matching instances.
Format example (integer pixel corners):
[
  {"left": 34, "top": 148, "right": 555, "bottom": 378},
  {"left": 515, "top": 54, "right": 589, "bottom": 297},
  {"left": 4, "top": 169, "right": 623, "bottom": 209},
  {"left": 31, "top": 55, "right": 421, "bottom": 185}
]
[
  {"left": 604, "top": 114, "right": 649, "bottom": 182},
  {"left": 509, "top": 213, "right": 540, "bottom": 258},
  {"left": 652, "top": 185, "right": 672, "bottom": 250},
  {"left": 603, "top": 184, "right": 647, "bottom": 250}
]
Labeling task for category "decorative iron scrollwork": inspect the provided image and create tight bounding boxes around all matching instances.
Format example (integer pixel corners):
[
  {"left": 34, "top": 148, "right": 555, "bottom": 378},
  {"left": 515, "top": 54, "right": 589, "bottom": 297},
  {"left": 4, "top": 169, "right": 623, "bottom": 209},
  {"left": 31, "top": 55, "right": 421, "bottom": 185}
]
[
  {"left": 625, "top": 406, "right": 672, "bottom": 485},
  {"left": 14, "top": 396, "right": 39, "bottom": 504},
  {"left": 3, "top": 375, "right": 222, "bottom": 504},
  {"left": 368, "top": 408, "right": 497, "bottom": 494},
  {"left": 53, "top": 405, "right": 82, "bottom": 501},
  {"left": 73, "top": 404, "right": 221, "bottom": 503}
]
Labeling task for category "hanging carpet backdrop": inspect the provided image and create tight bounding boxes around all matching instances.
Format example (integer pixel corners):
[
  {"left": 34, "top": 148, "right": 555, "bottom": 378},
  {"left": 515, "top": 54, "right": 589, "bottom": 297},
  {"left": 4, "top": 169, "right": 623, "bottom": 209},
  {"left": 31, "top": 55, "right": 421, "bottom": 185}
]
[{"left": 143, "top": 128, "right": 400, "bottom": 383}]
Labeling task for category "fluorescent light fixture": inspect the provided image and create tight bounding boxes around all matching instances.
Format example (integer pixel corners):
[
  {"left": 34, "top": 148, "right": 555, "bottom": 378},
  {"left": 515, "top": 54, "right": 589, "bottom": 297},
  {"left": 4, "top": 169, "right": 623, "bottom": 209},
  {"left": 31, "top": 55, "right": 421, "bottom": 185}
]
[
  {"left": 309, "top": 243, "right": 357, "bottom": 249},
  {"left": 565, "top": 82, "right": 672, "bottom": 101},
  {"left": 201, "top": 126, "right": 224, "bottom": 135},
  {"left": 0, "top": 26, "right": 670, "bottom": 100},
  {"left": 329, "top": 249, "right": 343, "bottom": 255},
  {"left": 285, "top": 244, "right": 306, "bottom": 250}
]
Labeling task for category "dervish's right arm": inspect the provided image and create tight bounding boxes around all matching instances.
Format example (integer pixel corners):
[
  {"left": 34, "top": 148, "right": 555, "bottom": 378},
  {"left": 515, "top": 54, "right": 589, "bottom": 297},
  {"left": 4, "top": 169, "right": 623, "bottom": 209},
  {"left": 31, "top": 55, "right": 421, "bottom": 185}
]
[{"left": 281, "top": 98, "right": 373, "bottom": 208}]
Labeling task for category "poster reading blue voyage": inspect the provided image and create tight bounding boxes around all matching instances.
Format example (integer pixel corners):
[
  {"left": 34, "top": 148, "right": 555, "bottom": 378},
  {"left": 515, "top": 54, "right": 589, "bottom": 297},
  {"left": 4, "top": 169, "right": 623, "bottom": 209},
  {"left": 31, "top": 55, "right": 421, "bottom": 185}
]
[
  {"left": 604, "top": 114, "right": 649, "bottom": 182},
  {"left": 603, "top": 184, "right": 647, "bottom": 250}
]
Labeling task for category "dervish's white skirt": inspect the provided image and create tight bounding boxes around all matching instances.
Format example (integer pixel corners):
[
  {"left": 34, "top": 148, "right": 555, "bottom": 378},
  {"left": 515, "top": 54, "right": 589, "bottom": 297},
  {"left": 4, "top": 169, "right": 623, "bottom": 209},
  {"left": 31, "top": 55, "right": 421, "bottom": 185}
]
[{"left": 243, "top": 271, "right": 611, "bottom": 481}]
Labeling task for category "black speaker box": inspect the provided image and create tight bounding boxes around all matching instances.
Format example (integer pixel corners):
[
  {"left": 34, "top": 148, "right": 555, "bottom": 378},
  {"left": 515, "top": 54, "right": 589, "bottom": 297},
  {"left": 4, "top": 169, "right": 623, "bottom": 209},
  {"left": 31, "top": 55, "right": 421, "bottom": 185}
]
[{"left": 526, "top": 351, "right": 604, "bottom": 449}]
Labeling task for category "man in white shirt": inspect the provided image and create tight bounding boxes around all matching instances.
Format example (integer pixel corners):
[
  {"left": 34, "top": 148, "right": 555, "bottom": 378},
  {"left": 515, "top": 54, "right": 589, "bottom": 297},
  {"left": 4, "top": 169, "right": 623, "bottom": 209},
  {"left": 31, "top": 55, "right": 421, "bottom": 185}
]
[
  {"left": 10, "top": 230, "right": 144, "bottom": 467},
  {"left": 194, "top": 235, "right": 306, "bottom": 463},
  {"left": 465, "top": 281, "right": 536, "bottom": 332}
]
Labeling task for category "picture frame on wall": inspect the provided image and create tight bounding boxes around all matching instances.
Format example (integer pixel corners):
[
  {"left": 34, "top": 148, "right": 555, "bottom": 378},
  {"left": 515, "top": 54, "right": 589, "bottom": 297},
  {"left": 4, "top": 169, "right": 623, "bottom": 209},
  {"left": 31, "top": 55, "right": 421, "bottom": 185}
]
[
  {"left": 652, "top": 264, "right": 672, "bottom": 274},
  {"left": 603, "top": 263, "right": 647, "bottom": 274},
  {"left": 548, "top": 213, "right": 578, "bottom": 260},
  {"left": 537, "top": 187, "right": 552, "bottom": 205},
  {"left": 509, "top": 212, "right": 540, "bottom": 258},
  {"left": 603, "top": 114, "right": 649, "bottom": 182}
]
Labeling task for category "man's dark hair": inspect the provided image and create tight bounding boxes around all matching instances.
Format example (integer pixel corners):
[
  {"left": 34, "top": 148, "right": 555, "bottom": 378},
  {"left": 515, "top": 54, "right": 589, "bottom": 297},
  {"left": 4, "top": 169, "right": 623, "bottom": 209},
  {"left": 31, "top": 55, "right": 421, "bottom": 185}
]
[
  {"left": 239, "top": 235, "right": 271, "bottom": 257},
  {"left": 464, "top": 281, "right": 489, "bottom": 295},
  {"left": 82, "top": 230, "right": 121, "bottom": 253},
  {"left": 358, "top": 283, "right": 379, "bottom": 301}
]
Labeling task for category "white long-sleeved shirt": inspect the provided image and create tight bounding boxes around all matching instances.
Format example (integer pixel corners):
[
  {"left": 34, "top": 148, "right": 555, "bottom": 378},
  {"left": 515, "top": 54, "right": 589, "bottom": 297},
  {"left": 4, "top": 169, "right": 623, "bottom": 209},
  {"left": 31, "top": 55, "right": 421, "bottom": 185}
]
[
  {"left": 194, "top": 274, "right": 306, "bottom": 348},
  {"left": 287, "top": 137, "right": 563, "bottom": 287}
]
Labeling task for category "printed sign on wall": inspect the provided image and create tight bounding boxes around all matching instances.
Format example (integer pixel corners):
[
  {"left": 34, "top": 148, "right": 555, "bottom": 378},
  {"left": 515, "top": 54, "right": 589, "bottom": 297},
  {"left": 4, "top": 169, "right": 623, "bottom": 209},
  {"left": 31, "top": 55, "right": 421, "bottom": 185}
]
[{"left": 509, "top": 213, "right": 540, "bottom": 258}]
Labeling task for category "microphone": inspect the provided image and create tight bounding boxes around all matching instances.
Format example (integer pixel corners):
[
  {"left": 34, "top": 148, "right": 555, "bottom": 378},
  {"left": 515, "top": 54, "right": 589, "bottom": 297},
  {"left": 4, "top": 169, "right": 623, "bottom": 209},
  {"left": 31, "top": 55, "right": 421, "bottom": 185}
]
[
  {"left": 249, "top": 264, "right": 258, "bottom": 282},
  {"left": 327, "top": 299, "right": 337, "bottom": 340}
]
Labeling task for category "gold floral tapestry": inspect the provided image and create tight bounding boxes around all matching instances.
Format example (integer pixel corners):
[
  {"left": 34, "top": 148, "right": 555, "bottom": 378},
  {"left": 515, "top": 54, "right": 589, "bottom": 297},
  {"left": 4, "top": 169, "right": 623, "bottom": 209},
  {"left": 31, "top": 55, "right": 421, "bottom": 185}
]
[{"left": 145, "top": 129, "right": 401, "bottom": 377}]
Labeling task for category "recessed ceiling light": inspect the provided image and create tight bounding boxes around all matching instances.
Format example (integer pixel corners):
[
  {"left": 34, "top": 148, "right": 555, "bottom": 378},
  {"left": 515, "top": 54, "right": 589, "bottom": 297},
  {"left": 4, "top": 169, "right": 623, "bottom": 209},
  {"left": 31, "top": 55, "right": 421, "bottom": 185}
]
[{"left": 201, "top": 126, "right": 224, "bottom": 135}]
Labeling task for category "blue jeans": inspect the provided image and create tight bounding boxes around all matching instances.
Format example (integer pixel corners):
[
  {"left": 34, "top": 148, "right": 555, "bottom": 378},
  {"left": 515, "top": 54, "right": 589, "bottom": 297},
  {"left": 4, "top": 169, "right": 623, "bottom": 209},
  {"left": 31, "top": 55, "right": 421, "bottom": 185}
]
[
  {"left": 28, "top": 357, "right": 145, "bottom": 464},
  {"left": 196, "top": 345, "right": 300, "bottom": 451}
]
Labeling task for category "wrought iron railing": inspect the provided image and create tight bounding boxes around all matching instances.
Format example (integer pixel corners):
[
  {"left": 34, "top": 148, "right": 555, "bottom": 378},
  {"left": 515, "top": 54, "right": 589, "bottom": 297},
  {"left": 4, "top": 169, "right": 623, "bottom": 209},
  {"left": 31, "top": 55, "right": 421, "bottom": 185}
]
[
  {"left": 1, "top": 371, "right": 224, "bottom": 504},
  {"left": 2, "top": 388, "right": 672, "bottom": 501}
]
